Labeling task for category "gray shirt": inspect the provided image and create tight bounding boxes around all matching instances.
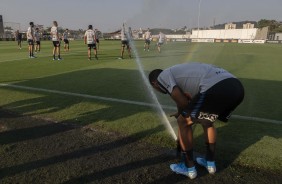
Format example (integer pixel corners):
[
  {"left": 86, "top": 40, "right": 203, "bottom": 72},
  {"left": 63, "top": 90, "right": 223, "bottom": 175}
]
[{"left": 157, "top": 62, "right": 235, "bottom": 98}]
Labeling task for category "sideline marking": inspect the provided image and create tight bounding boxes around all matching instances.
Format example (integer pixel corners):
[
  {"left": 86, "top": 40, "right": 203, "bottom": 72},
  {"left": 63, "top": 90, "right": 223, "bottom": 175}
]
[
  {"left": 0, "top": 50, "right": 86, "bottom": 63},
  {"left": 1, "top": 83, "right": 282, "bottom": 125}
]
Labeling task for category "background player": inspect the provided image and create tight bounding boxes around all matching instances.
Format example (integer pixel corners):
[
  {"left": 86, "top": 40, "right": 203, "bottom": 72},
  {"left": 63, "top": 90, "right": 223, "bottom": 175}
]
[
  {"left": 50, "top": 21, "right": 62, "bottom": 60},
  {"left": 34, "top": 27, "right": 41, "bottom": 53},
  {"left": 84, "top": 25, "right": 98, "bottom": 60},
  {"left": 15, "top": 30, "right": 22, "bottom": 49},
  {"left": 63, "top": 29, "right": 70, "bottom": 52},
  {"left": 94, "top": 28, "right": 100, "bottom": 50},
  {"left": 144, "top": 28, "right": 152, "bottom": 51},
  {"left": 119, "top": 23, "right": 132, "bottom": 60},
  {"left": 157, "top": 31, "right": 166, "bottom": 53},
  {"left": 26, "top": 22, "right": 36, "bottom": 58}
]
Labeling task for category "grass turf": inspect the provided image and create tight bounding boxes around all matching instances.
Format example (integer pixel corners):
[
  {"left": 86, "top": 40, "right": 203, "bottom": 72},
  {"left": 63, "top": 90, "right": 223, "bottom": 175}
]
[{"left": 0, "top": 40, "right": 281, "bottom": 173}]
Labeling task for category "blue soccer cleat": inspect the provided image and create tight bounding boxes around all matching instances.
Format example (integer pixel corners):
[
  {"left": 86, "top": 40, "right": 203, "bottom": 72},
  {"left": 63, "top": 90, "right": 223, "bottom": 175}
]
[
  {"left": 170, "top": 162, "right": 197, "bottom": 179},
  {"left": 196, "top": 157, "right": 216, "bottom": 174}
]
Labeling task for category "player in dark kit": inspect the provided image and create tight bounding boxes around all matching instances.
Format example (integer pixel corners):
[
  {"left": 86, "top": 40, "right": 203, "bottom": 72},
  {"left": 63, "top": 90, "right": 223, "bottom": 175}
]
[
  {"left": 15, "top": 30, "right": 22, "bottom": 49},
  {"left": 63, "top": 29, "right": 70, "bottom": 52},
  {"left": 149, "top": 62, "right": 244, "bottom": 179},
  {"left": 94, "top": 29, "right": 100, "bottom": 50}
]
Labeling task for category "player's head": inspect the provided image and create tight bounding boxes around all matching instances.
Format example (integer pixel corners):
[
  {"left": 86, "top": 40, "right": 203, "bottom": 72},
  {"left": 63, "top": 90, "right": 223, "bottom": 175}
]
[
  {"left": 66, "top": 28, "right": 68, "bottom": 31},
  {"left": 35, "top": 27, "right": 39, "bottom": 31},
  {"left": 29, "top": 22, "right": 34, "bottom": 27},
  {"left": 149, "top": 69, "right": 167, "bottom": 94},
  {"left": 53, "top": 21, "right": 58, "bottom": 27},
  {"left": 88, "top": 25, "right": 93, "bottom": 30},
  {"left": 149, "top": 69, "right": 162, "bottom": 84}
]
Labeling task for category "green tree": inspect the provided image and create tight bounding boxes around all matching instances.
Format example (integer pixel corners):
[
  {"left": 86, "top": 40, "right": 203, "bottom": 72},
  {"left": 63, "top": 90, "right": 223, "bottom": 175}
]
[{"left": 258, "top": 19, "right": 281, "bottom": 32}]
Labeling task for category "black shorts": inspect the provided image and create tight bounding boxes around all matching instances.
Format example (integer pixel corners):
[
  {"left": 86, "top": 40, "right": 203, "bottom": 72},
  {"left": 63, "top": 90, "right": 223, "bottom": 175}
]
[
  {"left": 145, "top": 39, "right": 151, "bottom": 45},
  {"left": 186, "top": 78, "right": 244, "bottom": 123},
  {"left": 27, "top": 39, "right": 34, "bottom": 45},
  {"left": 157, "top": 42, "right": 164, "bottom": 46},
  {"left": 52, "top": 41, "right": 60, "bottom": 47},
  {"left": 96, "top": 39, "right": 99, "bottom": 43},
  {"left": 36, "top": 41, "right": 40, "bottom": 45},
  {"left": 64, "top": 39, "right": 69, "bottom": 44},
  {"left": 88, "top": 43, "right": 96, "bottom": 49},
  {"left": 121, "top": 40, "right": 129, "bottom": 47}
]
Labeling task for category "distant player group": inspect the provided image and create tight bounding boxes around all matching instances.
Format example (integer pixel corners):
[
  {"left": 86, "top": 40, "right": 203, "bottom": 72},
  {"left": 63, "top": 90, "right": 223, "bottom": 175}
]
[
  {"left": 16, "top": 21, "right": 167, "bottom": 61},
  {"left": 119, "top": 26, "right": 167, "bottom": 59}
]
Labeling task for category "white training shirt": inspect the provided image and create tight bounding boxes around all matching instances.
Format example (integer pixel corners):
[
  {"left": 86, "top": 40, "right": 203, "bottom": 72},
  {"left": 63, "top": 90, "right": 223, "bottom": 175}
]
[
  {"left": 26, "top": 27, "right": 34, "bottom": 40},
  {"left": 34, "top": 31, "right": 40, "bottom": 41},
  {"left": 144, "top": 31, "right": 151, "bottom": 39},
  {"left": 120, "top": 27, "right": 127, "bottom": 41},
  {"left": 157, "top": 62, "right": 235, "bottom": 98},
  {"left": 51, "top": 26, "right": 59, "bottom": 41},
  {"left": 158, "top": 33, "right": 165, "bottom": 43},
  {"left": 84, "top": 29, "right": 95, "bottom": 44},
  {"left": 63, "top": 31, "right": 68, "bottom": 40}
]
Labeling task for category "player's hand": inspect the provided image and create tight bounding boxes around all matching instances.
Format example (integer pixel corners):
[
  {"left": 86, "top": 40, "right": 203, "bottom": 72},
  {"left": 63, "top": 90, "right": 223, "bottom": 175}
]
[
  {"left": 183, "top": 92, "right": 192, "bottom": 101},
  {"left": 177, "top": 115, "right": 194, "bottom": 126},
  {"left": 170, "top": 112, "right": 180, "bottom": 119}
]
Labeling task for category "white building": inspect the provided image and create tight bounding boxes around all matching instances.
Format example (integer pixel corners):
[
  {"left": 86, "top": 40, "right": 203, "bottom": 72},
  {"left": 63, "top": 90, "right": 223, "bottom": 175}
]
[{"left": 225, "top": 23, "right": 236, "bottom": 29}]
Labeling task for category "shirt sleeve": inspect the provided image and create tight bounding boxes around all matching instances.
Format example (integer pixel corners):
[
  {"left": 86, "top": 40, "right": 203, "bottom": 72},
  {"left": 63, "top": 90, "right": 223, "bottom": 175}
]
[{"left": 157, "top": 69, "right": 177, "bottom": 94}]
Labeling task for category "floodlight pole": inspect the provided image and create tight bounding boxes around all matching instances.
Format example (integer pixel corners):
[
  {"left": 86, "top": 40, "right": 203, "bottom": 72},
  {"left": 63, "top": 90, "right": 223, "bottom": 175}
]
[{"left": 197, "top": 0, "right": 202, "bottom": 38}]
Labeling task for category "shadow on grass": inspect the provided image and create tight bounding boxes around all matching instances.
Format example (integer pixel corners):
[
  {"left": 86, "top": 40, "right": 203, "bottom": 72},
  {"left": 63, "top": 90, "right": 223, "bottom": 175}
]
[
  {"left": 0, "top": 68, "right": 281, "bottom": 182},
  {"left": 0, "top": 124, "right": 166, "bottom": 178}
]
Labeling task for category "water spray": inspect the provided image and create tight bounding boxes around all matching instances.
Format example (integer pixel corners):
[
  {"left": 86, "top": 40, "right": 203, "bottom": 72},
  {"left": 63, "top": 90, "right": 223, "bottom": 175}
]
[{"left": 124, "top": 23, "right": 177, "bottom": 140}]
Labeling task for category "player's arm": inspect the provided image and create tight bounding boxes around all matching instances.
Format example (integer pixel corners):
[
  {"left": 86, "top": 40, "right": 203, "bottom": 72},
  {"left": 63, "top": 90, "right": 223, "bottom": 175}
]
[
  {"left": 93, "top": 33, "right": 96, "bottom": 42},
  {"left": 84, "top": 35, "right": 87, "bottom": 44},
  {"left": 170, "top": 86, "right": 191, "bottom": 117},
  {"left": 57, "top": 32, "right": 60, "bottom": 42}
]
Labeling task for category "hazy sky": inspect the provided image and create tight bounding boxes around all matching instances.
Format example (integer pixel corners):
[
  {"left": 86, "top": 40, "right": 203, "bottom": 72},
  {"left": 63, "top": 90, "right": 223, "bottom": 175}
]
[{"left": 1, "top": 0, "right": 281, "bottom": 32}]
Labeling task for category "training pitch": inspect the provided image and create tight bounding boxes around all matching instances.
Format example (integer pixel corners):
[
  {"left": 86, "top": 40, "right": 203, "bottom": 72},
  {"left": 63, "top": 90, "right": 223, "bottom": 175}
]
[{"left": 0, "top": 40, "right": 281, "bottom": 183}]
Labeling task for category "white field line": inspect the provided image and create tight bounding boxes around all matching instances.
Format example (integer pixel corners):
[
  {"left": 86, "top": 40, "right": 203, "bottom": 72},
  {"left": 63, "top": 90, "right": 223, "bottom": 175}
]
[
  {"left": 0, "top": 50, "right": 86, "bottom": 63},
  {"left": 1, "top": 83, "right": 282, "bottom": 125}
]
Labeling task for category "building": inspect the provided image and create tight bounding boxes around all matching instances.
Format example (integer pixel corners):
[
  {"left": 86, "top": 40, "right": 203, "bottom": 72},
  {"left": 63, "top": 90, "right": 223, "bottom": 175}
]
[
  {"left": 243, "top": 23, "right": 255, "bottom": 29},
  {"left": 268, "top": 32, "right": 282, "bottom": 41},
  {"left": 225, "top": 23, "right": 236, "bottom": 30}
]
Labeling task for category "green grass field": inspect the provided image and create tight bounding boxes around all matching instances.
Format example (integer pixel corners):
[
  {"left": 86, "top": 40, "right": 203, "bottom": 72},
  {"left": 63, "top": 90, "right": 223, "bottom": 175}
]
[{"left": 0, "top": 40, "right": 281, "bottom": 173}]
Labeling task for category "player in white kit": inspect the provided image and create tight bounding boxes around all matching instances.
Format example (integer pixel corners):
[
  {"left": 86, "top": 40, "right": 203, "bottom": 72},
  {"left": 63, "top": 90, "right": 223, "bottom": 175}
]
[
  {"left": 84, "top": 25, "right": 98, "bottom": 60},
  {"left": 157, "top": 32, "right": 166, "bottom": 53},
  {"left": 50, "top": 21, "right": 62, "bottom": 60},
  {"left": 149, "top": 62, "right": 244, "bottom": 179},
  {"left": 34, "top": 27, "right": 41, "bottom": 53},
  {"left": 119, "top": 23, "right": 132, "bottom": 60},
  {"left": 63, "top": 29, "right": 69, "bottom": 52},
  {"left": 27, "top": 22, "right": 36, "bottom": 58},
  {"left": 144, "top": 28, "right": 151, "bottom": 51}
]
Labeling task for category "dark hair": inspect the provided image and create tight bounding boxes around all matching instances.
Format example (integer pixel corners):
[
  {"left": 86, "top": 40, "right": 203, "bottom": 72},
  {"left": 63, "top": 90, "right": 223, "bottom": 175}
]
[
  {"left": 29, "top": 22, "right": 34, "bottom": 26},
  {"left": 148, "top": 69, "right": 163, "bottom": 84},
  {"left": 88, "top": 25, "right": 93, "bottom": 29}
]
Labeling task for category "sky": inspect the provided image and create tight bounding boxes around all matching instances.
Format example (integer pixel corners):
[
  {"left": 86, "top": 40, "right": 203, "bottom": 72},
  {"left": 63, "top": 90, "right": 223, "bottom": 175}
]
[{"left": 0, "top": 0, "right": 281, "bottom": 32}]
